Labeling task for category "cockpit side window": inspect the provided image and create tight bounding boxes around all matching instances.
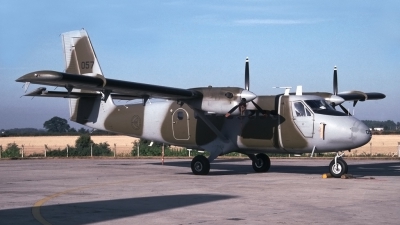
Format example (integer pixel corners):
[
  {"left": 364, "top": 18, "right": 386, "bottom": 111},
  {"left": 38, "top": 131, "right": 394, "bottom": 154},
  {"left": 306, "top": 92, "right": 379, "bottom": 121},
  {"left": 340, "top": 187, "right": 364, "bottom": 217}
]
[
  {"left": 305, "top": 100, "right": 335, "bottom": 111},
  {"left": 303, "top": 99, "right": 347, "bottom": 116},
  {"left": 293, "top": 101, "right": 312, "bottom": 117}
]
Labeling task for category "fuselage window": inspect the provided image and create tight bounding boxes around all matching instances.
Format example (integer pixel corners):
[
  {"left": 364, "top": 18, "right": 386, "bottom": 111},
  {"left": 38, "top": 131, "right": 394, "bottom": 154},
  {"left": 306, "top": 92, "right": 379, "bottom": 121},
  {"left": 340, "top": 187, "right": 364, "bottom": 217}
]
[
  {"left": 293, "top": 102, "right": 311, "bottom": 117},
  {"left": 177, "top": 111, "right": 184, "bottom": 120}
]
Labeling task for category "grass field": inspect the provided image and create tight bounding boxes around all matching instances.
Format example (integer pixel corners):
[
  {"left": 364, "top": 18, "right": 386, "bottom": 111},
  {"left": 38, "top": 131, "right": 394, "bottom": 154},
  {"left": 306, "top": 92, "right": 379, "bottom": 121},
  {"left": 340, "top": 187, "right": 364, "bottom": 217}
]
[{"left": 0, "top": 135, "right": 399, "bottom": 157}]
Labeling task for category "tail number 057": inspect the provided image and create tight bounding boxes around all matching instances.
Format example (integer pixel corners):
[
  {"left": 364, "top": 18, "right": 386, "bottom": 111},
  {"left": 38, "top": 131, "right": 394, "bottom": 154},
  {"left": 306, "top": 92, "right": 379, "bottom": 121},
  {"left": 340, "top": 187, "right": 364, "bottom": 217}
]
[{"left": 81, "top": 61, "right": 94, "bottom": 69}]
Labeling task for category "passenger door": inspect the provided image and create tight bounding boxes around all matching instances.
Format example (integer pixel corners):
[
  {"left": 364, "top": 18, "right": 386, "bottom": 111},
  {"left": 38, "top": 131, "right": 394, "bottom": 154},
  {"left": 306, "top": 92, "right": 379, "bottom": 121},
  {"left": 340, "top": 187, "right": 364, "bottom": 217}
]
[{"left": 172, "top": 108, "right": 190, "bottom": 140}]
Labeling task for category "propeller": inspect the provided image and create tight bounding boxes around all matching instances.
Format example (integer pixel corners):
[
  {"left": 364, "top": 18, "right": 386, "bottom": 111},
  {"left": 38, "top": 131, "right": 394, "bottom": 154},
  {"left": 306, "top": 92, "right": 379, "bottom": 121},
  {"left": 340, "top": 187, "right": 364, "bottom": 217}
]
[
  {"left": 225, "top": 98, "right": 247, "bottom": 117},
  {"left": 331, "top": 66, "right": 351, "bottom": 115},
  {"left": 333, "top": 66, "right": 338, "bottom": 95},
  {"left": 245, "top": 57, "right": 250, "bottom": 91},
  {"left": 245, "top": 58, "right": 268, "bottom": 116},
  {"left": 225, "top": 58, "right": 267, "bottom": 117}
]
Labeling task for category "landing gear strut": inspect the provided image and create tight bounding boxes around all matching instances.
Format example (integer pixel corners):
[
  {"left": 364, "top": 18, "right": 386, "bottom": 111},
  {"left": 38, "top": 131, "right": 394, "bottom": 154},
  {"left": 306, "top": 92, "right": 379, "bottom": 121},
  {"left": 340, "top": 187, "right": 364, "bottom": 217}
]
[
  {"left": 191, "top": 155, "right": 210, "bottom": 175},
  {"left": 248, "top": 153, "right": 271, "bottom": 173},
  {"left": 329, "top": 152, "right": 349, "bottom": 178}
]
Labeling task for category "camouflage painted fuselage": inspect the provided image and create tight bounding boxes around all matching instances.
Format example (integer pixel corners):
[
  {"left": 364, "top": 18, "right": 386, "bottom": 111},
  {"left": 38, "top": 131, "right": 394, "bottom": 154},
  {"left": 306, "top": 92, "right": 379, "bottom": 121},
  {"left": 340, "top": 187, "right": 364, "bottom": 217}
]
[
  {"left": 16, "top": 29, "right": 372, "bottom": 158},
  {"left": 78, "top": 93, "right": 371, "bottom": 156}
]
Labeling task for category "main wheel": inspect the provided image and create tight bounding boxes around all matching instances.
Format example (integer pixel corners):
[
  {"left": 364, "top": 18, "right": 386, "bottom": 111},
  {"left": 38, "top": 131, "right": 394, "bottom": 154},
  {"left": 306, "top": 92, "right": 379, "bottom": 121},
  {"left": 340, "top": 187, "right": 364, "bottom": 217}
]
[
  {"left": 191, "top": 155, "right": 210, "bottom": 175},
  {"left": 252, "top": 153, "right": 271, "bottom": 173},
  {"left": 329, "top": 159, "right": 348, "bottom": 178}
]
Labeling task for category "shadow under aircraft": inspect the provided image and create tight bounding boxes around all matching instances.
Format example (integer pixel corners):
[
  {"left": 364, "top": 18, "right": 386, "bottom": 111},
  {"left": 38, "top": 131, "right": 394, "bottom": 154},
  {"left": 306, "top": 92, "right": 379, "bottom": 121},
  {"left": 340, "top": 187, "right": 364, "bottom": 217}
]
[{"left": 0, "top": 194, "right": 235, "bottom": 225}]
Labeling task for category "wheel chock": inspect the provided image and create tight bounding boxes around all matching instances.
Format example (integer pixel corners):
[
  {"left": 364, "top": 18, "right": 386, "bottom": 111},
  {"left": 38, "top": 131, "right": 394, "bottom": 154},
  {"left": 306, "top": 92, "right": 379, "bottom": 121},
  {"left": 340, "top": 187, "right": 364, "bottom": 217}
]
[
  {"left": 341, "top": 174, "right": 354, "bottom": 179},
  {"left": 322, "top": 173, "right": 332, "bottom": 179}
]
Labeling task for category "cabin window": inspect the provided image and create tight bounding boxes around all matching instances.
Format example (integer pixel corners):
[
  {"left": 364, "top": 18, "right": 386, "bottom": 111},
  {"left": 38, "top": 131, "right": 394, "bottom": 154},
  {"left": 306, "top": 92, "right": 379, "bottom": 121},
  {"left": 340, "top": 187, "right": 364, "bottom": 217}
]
[
  {"left": 177, "top": 111, "right": 184, "bottom": 120},
  {"left": 293, "top": 102, "right": 311, "bottom": 117}
]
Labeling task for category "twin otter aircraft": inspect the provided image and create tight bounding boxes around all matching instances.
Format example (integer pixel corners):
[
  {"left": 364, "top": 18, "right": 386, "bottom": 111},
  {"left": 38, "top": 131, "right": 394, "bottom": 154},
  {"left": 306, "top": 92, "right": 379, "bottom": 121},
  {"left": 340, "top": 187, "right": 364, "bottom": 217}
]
[{"left": 17, "top": 29, "right": 385, "bottom": 177}]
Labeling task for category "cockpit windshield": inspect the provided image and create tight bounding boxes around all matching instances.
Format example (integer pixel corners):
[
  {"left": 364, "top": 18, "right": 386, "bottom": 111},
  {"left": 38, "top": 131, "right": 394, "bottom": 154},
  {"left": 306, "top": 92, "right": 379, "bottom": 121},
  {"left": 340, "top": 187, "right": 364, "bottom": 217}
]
[{"left": 304, "top": 100, "right": 335, "bottom": 111}]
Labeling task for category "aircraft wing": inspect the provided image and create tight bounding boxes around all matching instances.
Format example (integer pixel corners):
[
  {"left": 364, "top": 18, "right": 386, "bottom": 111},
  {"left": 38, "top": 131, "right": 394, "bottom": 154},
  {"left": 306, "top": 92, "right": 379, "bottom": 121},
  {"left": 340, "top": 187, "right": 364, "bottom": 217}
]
[
  {"left": 16, "top": 70, "right": 201, "bottom": 100},
  {"left": 337, "top": 91, "right": 386, "bottom": 102},
  {"left": 295, "top": 91, "right": 385, "bottom": 105},
  {"left": 24, "top": 87, "right": 140, "bottom": 100}
]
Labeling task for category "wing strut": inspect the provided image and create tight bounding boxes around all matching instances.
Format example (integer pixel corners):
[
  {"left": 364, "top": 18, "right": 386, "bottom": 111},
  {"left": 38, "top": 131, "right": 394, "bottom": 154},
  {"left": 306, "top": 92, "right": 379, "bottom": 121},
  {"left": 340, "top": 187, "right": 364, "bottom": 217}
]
[{"left": 143, "top": 95, "right": 149, "bottom": 106}]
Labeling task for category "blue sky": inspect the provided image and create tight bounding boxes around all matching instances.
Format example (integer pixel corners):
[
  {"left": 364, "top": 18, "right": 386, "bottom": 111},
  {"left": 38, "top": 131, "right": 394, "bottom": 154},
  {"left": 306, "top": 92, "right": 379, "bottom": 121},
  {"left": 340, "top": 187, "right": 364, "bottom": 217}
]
[{"left": 1, "top": 1, "right": 399, "bottom": 129}]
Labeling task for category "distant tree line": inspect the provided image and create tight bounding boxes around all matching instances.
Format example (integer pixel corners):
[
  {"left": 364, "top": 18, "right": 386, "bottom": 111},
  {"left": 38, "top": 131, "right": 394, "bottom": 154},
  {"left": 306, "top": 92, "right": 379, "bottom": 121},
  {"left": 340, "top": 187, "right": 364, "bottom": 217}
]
[
  {"left": 1, "top": 116, "right": 115, "bottom": 137},
  {"left": 0, "top": 134, "right": 113, "bottom": 158},
  {"left": 362, "top": 120, "right": 400, "bottom": 132}
]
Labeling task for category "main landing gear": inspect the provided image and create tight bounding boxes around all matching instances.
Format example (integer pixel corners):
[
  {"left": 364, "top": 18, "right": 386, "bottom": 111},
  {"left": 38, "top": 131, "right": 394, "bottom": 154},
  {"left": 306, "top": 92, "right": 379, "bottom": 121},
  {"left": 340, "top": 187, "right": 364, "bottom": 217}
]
[
  {"left": 329, "top": 152, "right": 349, "bottom": 178},
  {"left": 191, "top": 155, "right": 210, "bottom": 175},
  {"left": 190, "top": 153, "right": 271, "bottom": 175},
  {"left": 248, "top": 153, "right": 271, "bottom": 173}
]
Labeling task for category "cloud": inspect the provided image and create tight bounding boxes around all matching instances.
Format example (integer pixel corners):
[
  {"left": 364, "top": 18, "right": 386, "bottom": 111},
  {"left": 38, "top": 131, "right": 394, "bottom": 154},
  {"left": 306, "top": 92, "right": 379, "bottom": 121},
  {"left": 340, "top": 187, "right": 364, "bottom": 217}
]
[
  {"left": 234, "top": 19, "right": 321, "bottom": 26},
  {"left": 193, "top": 16, "right": 324, "bottom": 27}
]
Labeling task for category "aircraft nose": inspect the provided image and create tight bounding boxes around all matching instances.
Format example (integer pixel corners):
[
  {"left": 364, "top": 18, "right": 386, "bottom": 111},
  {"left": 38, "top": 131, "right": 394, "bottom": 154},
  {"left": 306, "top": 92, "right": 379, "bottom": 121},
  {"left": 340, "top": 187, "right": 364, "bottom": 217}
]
[
  {"left": 240, "top": 90, "right": 257, "bottom": 102},
  {"left": 351, "top": 119, "right": 372, "bottom": 148}
]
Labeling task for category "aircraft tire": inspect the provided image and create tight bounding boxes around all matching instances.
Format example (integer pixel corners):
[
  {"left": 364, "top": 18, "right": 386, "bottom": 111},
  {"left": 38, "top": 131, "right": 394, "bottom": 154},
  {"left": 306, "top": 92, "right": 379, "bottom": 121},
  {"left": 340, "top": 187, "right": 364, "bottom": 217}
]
[
  {"left": 338, "top": 158, "right": 349, "bottom": 174},
  {"left": 252, "top": 153, "right": 271, "bottom": 173},
  {"left": 329, "top": 159, "right": 348, "bottom": 178},
  {"left": 191, "top": 155, "right": 210, "bottom": 175}
]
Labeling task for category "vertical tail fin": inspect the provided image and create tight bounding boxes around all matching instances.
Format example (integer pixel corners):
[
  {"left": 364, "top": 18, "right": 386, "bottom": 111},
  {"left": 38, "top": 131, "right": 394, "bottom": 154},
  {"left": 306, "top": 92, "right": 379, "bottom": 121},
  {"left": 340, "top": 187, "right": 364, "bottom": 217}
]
[
  {"left": 61, "top": 29, "right": 103, "bottom": 75},
  {"left": 61, "top": 29, "right": 114, "bottom": 126}
]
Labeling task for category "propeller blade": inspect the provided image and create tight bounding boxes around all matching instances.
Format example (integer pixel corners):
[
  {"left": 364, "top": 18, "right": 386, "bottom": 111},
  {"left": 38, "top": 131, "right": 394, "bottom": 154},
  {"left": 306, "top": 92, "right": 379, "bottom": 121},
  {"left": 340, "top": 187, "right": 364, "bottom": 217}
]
[
  {"left": 226, "top": 98, "right": 247, "bottom": 117},
  {"left": 245, "top": 57, "right": 249, "bottom": 91},
  {"left": 251, "top": 100, "right": 267, "bottom": 115},
  {"left": 339, "top": 104, "right": 351, "bottom": 116},
  {"left": 333, "top": 66, "right": 338, "bottom": 95},
  {"left": 227, "top": 104, "right": 240, "bottom": 115}
]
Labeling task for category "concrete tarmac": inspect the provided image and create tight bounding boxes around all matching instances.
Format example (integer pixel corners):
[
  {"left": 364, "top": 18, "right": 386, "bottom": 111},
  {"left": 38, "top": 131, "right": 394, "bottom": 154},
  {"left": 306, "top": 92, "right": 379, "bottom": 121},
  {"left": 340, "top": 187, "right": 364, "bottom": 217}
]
[{"left": 0, "top": 158, "right": 399, "bottom": 225}]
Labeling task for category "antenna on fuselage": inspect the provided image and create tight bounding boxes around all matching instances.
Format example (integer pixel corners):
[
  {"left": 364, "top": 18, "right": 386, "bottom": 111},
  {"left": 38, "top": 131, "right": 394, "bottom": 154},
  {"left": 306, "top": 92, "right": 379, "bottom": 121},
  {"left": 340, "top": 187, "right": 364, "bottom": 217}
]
[
  {"left": 273, "top": 87, "right": 292, "bottom": 96},
  {"left": 296, "top": 86, "right": 303, "bottom": 95}
]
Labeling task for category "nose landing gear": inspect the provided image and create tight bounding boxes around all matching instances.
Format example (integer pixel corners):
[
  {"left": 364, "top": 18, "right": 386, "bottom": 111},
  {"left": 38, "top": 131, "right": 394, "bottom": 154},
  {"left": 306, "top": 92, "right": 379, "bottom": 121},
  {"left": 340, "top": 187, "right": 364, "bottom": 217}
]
[{"left": 329, "top": 152, "right": 349, "bottom": 178}]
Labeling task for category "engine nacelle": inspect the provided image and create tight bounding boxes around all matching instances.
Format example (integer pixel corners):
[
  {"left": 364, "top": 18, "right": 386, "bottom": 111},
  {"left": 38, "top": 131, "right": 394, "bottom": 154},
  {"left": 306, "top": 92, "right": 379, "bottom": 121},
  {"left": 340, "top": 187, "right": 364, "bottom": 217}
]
[{"left": 187, "top": 87, "right": 256, "bottom": 115}]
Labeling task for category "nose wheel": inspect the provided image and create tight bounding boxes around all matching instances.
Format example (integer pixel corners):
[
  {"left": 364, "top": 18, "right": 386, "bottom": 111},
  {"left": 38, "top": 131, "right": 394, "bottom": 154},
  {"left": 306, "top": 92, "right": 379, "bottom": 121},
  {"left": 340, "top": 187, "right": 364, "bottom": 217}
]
[{"left": 329, "top": 152, "right": 349, "bottom": 178}]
